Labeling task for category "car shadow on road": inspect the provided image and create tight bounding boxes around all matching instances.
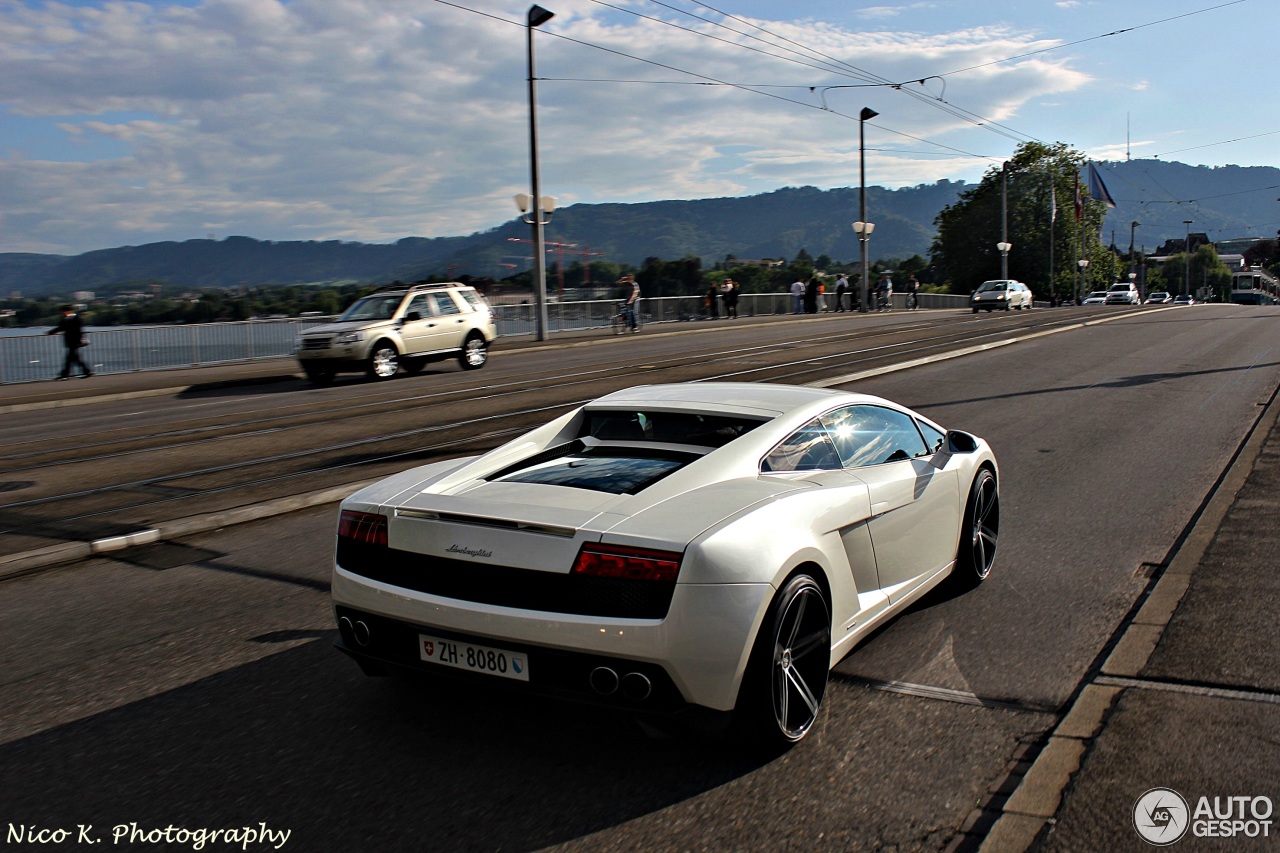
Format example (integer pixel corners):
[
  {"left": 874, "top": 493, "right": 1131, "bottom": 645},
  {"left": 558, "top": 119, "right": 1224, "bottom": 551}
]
[{"left": 0, "top": 639, "right": 774, "bottom": 851}]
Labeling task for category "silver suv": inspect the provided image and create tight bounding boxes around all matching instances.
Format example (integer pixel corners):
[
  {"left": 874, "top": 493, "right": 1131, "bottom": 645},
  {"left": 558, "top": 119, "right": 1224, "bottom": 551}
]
[{"left": 296, "top": 282, "right": 497, "bottom": 384}]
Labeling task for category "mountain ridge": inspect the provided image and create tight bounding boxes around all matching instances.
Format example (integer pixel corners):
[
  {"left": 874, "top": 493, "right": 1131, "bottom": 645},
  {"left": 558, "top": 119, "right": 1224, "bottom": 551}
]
[{"left": 4, "top": 160, "right": 1276, "bottom": 295}]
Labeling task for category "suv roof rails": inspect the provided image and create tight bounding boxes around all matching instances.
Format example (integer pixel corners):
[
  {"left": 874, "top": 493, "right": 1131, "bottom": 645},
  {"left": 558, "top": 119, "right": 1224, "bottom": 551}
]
[{"left": 371, "top": 281, "right": 465, "bottom": 294}]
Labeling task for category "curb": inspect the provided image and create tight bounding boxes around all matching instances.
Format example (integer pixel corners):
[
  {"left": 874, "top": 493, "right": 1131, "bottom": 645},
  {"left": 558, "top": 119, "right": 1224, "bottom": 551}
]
[
  {"left": 0, "top": 478, "right": 381, "bottom": 581},
  {"left": 977, "top": 367, "right": 1280, "bottom": 852}
]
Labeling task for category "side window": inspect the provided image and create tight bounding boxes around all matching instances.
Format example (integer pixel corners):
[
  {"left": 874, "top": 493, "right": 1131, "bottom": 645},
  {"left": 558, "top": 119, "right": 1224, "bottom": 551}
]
[
  {"left": 404, "top": 294, "right": 432, "bottom": 318},
  {"left": 761, "top": 418, "right": 841, "bottom": 472},
  {"left": 430, "top": 293, "right": 463, "bottom": 316},
  {"left": 819, "top": 405, "right": 930, "bottom": 468},
  {"left": 917, "top": 419, "right": 946, "bottom": 453}
]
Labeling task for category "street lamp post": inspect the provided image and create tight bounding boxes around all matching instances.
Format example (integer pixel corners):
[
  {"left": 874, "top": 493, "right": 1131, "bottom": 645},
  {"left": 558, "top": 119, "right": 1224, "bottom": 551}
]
[
  {"left": 1183, "top": 219, "right": 1193, "bottom": 297},
  {"left": 523, "top": 5, "right": 555, "bottom": 341},
  {"left": 1128, "top": 220, "right": 1140, "bottom": 278},
  {"left": 1000, "top": 161, "right": 1010, "bottom": 280},
  {"left": 853, "top": 221, "right": 875, "bottom": 309},
  {"left": 857, "top": 107, "right": 878, "bottom": 313}
]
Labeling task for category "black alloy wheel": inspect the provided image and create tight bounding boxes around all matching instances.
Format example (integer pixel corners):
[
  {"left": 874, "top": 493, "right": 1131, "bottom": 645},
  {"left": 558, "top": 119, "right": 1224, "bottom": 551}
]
[
  {"left": 951, "top": 467, "right": 999, "bottom": 589},
  {"left": 739, "top": 573, "right": 831, "bottom": 746}
]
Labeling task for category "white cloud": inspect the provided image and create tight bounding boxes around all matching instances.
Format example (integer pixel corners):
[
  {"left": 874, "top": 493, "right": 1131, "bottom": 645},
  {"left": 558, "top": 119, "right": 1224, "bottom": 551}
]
[{"left": 0, "top": 0, "right": 1096, "bottom": 254}]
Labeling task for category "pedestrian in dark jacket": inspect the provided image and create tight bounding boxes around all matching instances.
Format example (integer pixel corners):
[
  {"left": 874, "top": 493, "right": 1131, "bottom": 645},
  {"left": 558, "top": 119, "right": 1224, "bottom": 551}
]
[{"left": 47, "top": 305, "right": 92, "bottom": 379}]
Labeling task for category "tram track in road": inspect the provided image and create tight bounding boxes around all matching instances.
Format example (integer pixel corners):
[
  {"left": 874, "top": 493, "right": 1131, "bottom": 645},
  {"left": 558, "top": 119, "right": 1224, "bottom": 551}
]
[
  {"left": 0, "top": 309, "right": 1108, "bottom": 559},
  {"left": 0, "top": 313, "right": 971, "bottom": 463},
  {"left": 0, "top": 311, "right": 1074, "bottom": 469}
]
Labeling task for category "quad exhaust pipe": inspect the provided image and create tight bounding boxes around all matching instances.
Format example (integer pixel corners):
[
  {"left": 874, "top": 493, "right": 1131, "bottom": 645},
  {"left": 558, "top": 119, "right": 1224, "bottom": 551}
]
[{"left": 589, "top": 666, "right": 652, "bottom": 701}]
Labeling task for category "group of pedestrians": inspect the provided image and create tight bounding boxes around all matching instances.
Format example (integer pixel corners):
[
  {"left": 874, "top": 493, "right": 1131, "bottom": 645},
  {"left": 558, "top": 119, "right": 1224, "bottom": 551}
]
[
  {"left": 790, "top": 272, "right": 922, "bottom": 313},
  {"left": 704, "top": 279, "right": 741, "bottom": 319}
]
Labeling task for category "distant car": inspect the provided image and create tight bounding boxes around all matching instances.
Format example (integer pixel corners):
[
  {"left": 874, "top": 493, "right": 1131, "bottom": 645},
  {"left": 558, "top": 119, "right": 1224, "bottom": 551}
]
[
  {"left": 971, "top": 279, "right": 1033, "bottom": 312},
  {"left": 1104, "top": 283, "right": 1140, "bottom": 305},
  {"left": 296, "top": 282, "right": 496, "bottom": 384},
  {"left": 1173, "top": 294, "right": 1196, "bottom": 305},
  {"left": 1144, "top": 292, "right": 1172, "bottom": 304},
  {"left": 1082, "top": 291, "right": 1109, "bottom": 305},
  {"left": 331, "top": 382, "right": 1000, "bottom": 745}
]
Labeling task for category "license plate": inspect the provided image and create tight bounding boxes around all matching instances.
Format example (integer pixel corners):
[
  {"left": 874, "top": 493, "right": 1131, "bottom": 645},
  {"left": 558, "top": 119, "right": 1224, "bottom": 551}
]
[{"left": 419, "top": 633, "right": 529, "bottom": 682}]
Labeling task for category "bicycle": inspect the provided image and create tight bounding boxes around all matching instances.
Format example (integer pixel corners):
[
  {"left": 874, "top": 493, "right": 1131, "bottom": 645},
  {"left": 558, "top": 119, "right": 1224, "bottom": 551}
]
[{"left": 611, "top": 301, "right": 640, "bottom": 334}]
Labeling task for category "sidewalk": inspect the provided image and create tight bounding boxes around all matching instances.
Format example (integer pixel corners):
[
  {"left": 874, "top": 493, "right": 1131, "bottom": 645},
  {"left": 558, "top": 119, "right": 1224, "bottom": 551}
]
[
  {"left": 983, "top": 390, "right": 1280, "bottom": 851},
  {"left": 0, "top": 311, "right": 818, "bottom": 413}
]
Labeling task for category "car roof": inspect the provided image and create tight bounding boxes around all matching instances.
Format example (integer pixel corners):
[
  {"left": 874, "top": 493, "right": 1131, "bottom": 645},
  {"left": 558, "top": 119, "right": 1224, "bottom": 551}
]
[{"left": 587, "top": 383, "right": 850, "bottom": 417}]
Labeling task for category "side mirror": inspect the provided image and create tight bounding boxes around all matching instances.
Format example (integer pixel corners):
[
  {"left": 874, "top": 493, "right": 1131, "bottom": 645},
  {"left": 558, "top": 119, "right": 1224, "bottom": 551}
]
[
  {"left": 929, "top": 430, "right": 978, "bottom": 470},
  {"left": 404, "top": 311, "right": 422, "bottom": 322}
]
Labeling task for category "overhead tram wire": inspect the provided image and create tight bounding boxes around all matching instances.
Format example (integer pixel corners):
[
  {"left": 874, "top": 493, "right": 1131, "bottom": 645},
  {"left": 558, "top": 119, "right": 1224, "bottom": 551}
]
[
  {"left": 429, "top": 0, "right": 1009, "bottom": 160},
  {"left": 933, "top": 0, "right": 1247, "bottom": 79},
  {"left": 637, "top": 0, "right": 1046, "bottom": 146},
  {"left": 528, "top": 26, "right": 999, "bottom": 162}
]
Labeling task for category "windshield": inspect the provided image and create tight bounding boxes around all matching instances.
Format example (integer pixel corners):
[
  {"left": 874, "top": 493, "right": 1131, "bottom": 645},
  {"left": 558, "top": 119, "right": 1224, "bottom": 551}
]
[
  {"left": 1109, "top": 285, "right": 1130, "bottom": 292},
  {"left": 1088, "top": 292, "right": 1108, "bottom": 299},
  {"left": 337, "top": 294, "right": 403, "bottom": 322},
  {"left": 977, "top": 281, "right": 1008, "bottom": 292}
]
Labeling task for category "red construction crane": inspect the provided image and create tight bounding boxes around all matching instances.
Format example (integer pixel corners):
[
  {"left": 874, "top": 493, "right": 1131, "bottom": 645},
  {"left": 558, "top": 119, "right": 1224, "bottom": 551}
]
[{"left": 506, "top": 237, "right": 605, "bottom": 298}]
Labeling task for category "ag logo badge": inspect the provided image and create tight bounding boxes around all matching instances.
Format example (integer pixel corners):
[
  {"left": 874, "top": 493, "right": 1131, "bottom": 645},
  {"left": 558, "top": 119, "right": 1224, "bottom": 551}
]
[{"left": 1133, "top": 787, "right": 1189, "bottom": 846}]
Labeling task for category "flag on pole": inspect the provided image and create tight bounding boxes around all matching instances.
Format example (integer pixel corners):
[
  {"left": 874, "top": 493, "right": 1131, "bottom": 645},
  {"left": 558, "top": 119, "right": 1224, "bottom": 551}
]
[
  {"left": 1050, "top": 181, "right": 1056, "bottom": 224},
  {"left": 1074, "top": 171, "right": 1082, "bottom": 221},
  {"left": 1087, "top": 162, "right": 1117, "bottom": 209}
]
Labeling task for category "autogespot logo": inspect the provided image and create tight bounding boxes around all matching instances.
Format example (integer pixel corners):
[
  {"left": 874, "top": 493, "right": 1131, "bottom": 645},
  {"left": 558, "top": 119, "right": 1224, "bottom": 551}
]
[{"left": 1134, "top": 788, "right": 1190, "bottom": 846}]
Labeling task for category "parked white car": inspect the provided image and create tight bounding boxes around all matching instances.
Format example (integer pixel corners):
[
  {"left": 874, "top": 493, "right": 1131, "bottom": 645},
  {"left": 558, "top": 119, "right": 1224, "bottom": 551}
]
[{"left": 1082, "top": 291, "right": 1109, "bottom": 305}]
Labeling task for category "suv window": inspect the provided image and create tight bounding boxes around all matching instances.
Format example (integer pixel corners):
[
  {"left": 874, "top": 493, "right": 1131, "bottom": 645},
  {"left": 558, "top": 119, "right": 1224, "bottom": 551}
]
[
  {"left": 404, "top": 293, "right": 433, "bottom": 318},
  {"left": 428, "top": 292, "right": 463, "bottom": 316}
]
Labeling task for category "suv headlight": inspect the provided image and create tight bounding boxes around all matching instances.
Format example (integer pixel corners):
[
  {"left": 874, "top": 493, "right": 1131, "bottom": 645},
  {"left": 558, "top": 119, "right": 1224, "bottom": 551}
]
[{"left": 334, "top": 330, "right": 365, "bottom": 345}]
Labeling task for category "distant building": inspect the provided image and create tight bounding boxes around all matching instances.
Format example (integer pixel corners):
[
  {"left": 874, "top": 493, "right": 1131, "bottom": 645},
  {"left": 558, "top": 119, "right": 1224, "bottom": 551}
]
[{"left": 72, "top": 291, "right": 94, "bottom": 302}]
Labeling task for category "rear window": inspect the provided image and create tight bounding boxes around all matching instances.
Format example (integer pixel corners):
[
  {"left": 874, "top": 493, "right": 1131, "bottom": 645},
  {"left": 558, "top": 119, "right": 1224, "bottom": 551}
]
[
  {"left": 581, "top": 410, "right": 764, "bottom": 447},
  {"left": 491, "top": 448, "right": 690, "bottom": 495}
]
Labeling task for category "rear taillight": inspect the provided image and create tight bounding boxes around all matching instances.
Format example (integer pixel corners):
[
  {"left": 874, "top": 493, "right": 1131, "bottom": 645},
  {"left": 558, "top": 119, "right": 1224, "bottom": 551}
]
[
  {"left": 338, "top": 510, "right": 388, "bottom": 547},
  {"left": 572, "top": 543, "right": 682, "bottom": 583}
]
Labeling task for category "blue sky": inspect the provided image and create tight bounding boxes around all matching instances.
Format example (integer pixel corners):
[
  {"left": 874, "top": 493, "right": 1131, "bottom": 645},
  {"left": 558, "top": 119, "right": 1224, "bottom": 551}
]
[{"left": 0, "top": 0, "right": 1272, "bottom": 255}]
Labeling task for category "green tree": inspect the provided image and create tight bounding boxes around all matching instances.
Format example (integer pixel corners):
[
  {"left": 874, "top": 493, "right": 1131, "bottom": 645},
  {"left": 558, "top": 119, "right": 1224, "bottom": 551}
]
[{"left": 932, "top": 141, "right": 1108, "bottom": 300}]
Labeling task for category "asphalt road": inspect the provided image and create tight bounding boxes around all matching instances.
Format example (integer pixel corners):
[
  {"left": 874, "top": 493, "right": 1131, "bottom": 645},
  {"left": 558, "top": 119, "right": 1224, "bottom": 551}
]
[{"left": 2, "top": 305, "right": 1277, "bottom": 851}]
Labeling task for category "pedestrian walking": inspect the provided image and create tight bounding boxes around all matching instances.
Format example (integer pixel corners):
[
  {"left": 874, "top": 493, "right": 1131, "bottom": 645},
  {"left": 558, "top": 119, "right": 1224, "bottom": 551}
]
[
  {"left": 705, "top": 282, "right": 720, "bottom": 319},
  {"left": 791, "top": 278, "right": 805, "bottom": 314},
  {"left": 47, "top": 304, "right": 92, "bottom": 379},
  {"left": 834, "top": 274, "right": 848, "bottom": 312},
  {"left": 907, "top": 274, "right": 920, "bottom": 310},
  {"left": 618, "top": 275, "right": 641, "bottom": 332},
  {"left": 804, "top": 277, "right": 820, "bottom": 314}
]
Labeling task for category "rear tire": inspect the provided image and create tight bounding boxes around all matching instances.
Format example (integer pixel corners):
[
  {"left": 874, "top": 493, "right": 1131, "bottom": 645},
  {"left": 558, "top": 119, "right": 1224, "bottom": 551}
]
[
  {"left": 458, "top": 333, "right": 488, "bottom": 370},
  {"left": 736, "top": 573, "right": 831, "bottom": 747}
]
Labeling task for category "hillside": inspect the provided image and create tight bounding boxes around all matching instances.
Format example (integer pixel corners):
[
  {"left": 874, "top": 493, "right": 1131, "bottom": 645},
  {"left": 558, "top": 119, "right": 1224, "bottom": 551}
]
[{"left": 3, "top": 160, "right": 1277, "bottom": 295}]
